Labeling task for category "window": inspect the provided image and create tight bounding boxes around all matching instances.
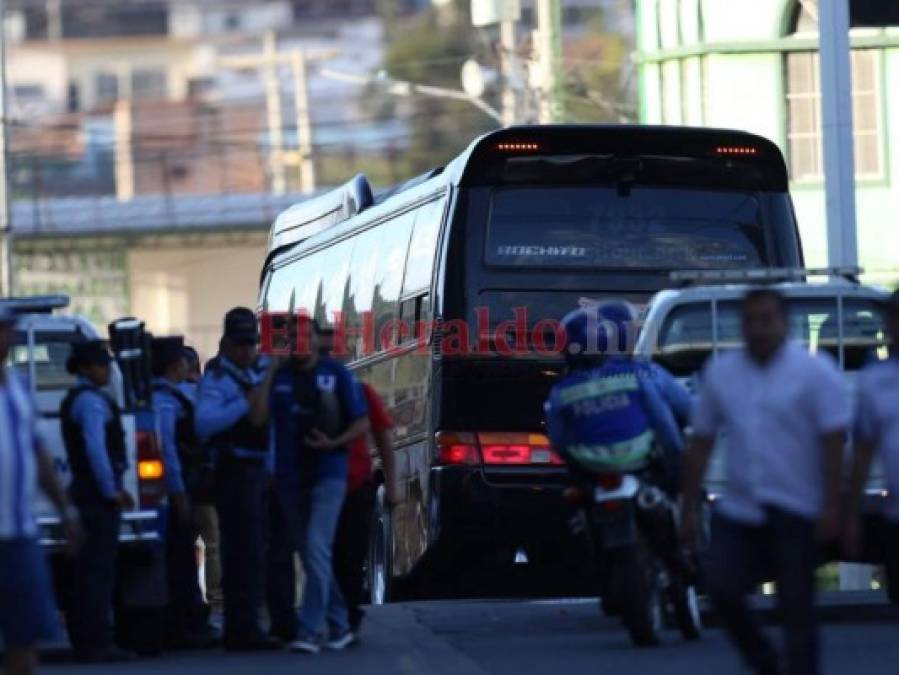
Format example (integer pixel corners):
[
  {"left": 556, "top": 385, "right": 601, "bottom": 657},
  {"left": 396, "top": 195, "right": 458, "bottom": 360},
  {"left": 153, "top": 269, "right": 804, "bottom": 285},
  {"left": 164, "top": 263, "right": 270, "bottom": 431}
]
[
  {"left": 7, "top": 332, "right": 81, "bottom": 392},
  {"left": 372, "top": 212, "right": 414, "bottom": 349},
  {"left": 95, "top": 72, "right": 119, "bottom": 105},
  {"left": 317, "top": 238, "right": 356, "bottom": 326},
  {"left": 486, "top": 187, "right": 768, "bottom": 270},
  {"left": 786, "top": 4, "right": 883, "bottom": 180},
  {"left": 402, "top": 197, "right": 444, "bottom": 295},
  {"left": 656, "top": 297, "right": 887, "bottom": 374},
  {"left": 131, "top": 69, "right": 167, "bottom": 101}
]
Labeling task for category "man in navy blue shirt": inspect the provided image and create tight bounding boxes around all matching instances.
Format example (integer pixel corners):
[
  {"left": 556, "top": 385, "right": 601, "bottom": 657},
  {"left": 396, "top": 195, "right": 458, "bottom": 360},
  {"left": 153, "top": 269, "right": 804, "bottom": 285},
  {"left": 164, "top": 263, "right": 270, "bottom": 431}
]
[{"left": 257, "top": 316, "right": 369, "bottom": 653}]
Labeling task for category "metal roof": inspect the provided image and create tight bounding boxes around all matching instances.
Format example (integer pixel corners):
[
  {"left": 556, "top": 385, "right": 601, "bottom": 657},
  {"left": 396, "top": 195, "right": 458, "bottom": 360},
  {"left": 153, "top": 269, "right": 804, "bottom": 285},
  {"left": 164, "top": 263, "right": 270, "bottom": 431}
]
[{"left": 10, "top": 191, "right": 316, "bottom": 238}]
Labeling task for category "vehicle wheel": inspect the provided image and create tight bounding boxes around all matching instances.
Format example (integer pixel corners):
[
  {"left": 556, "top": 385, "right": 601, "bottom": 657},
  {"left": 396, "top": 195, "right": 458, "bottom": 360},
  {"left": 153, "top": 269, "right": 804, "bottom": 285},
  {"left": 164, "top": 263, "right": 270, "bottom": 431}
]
[
  {"left": 612, "top": 548, "right": 663, "bottom": 647},
  {"left": 367, "top": 485, "right": 393, "bottom": 605},
  {"left": 672, "top": 582, "right": 702, "bottom": 641}
]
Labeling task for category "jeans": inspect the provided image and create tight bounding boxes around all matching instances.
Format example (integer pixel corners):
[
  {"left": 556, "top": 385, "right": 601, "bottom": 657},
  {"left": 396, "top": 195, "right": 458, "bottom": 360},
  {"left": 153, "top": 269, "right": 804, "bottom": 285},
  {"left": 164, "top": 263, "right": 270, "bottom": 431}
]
[
  {"left": 66, "top": 492, "right": 120, "bottom": 656},
  {"left": 214, "top": 457, "right": 268, "bottom": 643},
  {"left": 706, "top": 507, "right": 818, "bottom": 675},
  {"left": 334, "top": 481, "right": 375, "bottom": 630},
  {"left": 290, "top": 479, "right": 349, "bottom": 638}
]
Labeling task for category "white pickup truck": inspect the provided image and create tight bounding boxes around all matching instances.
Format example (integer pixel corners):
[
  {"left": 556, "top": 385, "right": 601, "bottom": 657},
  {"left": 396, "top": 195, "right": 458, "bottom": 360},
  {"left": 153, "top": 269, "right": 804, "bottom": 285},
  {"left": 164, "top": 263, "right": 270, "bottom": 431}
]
[
  {"left": 2, "top": 295, "right": 168, "bottom": 651},
  {"left": 633, "top": 270, "right": 891, "bottom": 569}
]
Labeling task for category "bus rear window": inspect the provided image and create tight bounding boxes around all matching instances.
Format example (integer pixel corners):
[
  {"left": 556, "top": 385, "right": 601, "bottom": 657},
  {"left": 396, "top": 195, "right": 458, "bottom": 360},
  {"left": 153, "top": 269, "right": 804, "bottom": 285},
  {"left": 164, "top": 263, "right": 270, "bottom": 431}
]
[{"left": 486, "top": 187, "right": 768, "bottom": 269}]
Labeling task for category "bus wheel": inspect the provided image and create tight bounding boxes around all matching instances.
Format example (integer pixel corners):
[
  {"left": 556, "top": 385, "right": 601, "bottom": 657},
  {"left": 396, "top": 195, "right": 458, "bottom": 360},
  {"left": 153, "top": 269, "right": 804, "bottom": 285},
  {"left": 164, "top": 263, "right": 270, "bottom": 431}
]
[{"left": 368, "top": 485, "right": 393, "bottom": 605}]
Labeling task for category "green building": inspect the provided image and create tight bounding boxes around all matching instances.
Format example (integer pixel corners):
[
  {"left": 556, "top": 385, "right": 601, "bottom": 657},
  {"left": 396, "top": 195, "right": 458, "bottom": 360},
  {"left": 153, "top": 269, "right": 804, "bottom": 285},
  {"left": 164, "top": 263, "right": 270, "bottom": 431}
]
[{"left": 635, "top": 0, "right": 899, "bottom": 281}]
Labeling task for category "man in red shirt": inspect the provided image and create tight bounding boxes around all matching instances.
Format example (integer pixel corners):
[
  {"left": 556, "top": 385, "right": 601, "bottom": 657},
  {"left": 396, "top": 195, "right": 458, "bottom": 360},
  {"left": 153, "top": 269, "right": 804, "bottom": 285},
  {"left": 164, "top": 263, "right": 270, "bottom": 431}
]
[{"left": 318, "top": 328, "right": 400, "bottom": 633}]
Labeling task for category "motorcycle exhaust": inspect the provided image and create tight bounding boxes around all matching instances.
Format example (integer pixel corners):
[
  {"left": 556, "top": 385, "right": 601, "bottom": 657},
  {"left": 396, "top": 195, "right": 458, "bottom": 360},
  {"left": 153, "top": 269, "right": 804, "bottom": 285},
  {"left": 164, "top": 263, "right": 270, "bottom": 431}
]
[{"left": 637, "top": 485, "right": 667, "bottom": 511}]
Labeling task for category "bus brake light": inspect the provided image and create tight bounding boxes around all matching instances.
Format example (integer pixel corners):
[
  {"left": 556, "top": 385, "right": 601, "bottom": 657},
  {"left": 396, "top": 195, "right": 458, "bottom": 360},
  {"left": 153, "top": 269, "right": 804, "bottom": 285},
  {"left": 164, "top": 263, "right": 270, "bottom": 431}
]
[{"left": 715, "top": 146, "right": 758, "bottom": 156}]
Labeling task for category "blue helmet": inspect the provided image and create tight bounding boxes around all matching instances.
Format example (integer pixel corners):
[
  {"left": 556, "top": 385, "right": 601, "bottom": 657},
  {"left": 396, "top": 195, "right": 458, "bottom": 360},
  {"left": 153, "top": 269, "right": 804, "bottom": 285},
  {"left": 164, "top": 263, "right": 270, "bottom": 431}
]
[{"left": 560, "top": 299, "right": 639, "bottom": 364}]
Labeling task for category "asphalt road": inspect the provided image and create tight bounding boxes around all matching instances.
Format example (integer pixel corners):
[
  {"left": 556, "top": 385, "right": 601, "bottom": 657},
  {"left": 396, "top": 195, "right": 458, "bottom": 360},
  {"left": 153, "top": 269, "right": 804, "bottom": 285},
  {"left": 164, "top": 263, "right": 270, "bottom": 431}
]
[{"left": 42, "top": 596, "right": 899, "bottom": 675}]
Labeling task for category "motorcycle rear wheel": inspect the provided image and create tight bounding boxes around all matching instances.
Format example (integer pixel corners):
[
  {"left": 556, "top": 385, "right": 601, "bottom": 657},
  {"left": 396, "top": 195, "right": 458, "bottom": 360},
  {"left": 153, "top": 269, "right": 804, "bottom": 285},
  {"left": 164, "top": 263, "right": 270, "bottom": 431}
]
[{"left": 610, "top": 547, "right": 663, "bottom": 647}]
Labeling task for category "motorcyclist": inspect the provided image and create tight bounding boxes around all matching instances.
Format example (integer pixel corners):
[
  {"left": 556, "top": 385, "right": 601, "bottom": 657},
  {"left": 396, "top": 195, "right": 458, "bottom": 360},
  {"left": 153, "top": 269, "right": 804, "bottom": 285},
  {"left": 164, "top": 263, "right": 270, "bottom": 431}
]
[{"left": 544, "top": 300, "right": 692, "bottom": 496}]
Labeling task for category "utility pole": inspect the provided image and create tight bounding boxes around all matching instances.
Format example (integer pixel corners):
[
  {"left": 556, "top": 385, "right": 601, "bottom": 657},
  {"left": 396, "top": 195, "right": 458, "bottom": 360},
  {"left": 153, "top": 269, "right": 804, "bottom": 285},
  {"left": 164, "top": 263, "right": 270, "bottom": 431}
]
[
  {"left": 819, "top": 0, "right": 858, "bottom": 268},
  {"left": 535, "top": 0, "right": 564, "bottom": 124},
  {"left": 114, "top": 99, "right": 135, "bottom": 201},
  {"left": 0, "top": 0, "right": 13, "bottom": 295},
  {"left": 262, "top": 31, "right": 286, "bottom": 195},
  {"left": 290, "top": 50, "right": 316, "bottom": 194},
  {"left": 499, "top": 19, "right": 518, "bottom": 126},
  {"left": 217, "top": 33, "right": 335, "bottom": 195}
]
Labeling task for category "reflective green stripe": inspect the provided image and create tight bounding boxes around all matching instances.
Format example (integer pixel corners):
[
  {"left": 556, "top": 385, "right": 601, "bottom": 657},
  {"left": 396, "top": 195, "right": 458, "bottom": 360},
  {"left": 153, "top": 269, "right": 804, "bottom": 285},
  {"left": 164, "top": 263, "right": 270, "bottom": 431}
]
[
  {"left": 558, "top": 374, "right": 639, "bottom": 406},
  {"left": 566, "top": 429, "right": 656, "bottom": 470}
]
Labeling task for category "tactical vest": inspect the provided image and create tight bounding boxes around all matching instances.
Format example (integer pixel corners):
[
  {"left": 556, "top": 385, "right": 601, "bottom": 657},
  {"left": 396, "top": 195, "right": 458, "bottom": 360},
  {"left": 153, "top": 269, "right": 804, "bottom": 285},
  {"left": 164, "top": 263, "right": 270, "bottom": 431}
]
[
  {"left": 60, "top": 385, "right": 127, "bottom": 501},
  {"left": 211, "top": 363, "right": 269, "bottom": 458},
  {"left": 153, "top": 382, "right": 202, "bottom": 461},
  {"left": 557, "top": 366, "right": 657, "bottom": 474}
]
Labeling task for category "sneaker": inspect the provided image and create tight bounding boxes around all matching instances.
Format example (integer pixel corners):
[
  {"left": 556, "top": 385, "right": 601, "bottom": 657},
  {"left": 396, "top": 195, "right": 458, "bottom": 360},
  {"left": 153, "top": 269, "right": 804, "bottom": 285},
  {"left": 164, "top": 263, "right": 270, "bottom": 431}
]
[
  {"left": 289, "top": 633, "right": 321, "bottom": 655},
  {"left": 325, "top": 628, "right": 357, "bottom": 651}
]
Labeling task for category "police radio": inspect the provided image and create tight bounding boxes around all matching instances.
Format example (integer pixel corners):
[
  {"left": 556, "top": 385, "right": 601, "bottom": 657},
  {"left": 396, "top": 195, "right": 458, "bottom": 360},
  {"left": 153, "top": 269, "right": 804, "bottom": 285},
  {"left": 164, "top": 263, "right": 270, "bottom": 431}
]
[{"left": 108, "top": 317, "right": 153, "bottom": 410}]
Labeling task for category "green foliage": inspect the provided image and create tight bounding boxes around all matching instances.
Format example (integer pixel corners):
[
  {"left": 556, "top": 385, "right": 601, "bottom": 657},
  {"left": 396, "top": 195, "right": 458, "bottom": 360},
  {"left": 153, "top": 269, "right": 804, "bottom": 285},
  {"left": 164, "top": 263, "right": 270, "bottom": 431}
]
[{"left": 375, "top": 0, "right": 498, "bottom": 176}]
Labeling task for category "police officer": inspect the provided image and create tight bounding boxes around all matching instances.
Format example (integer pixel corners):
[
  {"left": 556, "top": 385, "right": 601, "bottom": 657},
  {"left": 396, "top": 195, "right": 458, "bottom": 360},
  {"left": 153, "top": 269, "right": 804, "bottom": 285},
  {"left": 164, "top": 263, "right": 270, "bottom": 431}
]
[
  {"left": 544, "top": 300, "right": 692, "bottom": 496},
  {"left": 0, "top": 305, "right": 81, "bottom": 675},
  {"left": 846, "top": 288, "right": 899, "bottom": 599},
  {"left": 151, "top": 336, "right": 213, "bottom": 647},
  {"left": 61, "top": 340, "right": 135, "bottom": 662},
  {"left": 194, "top": 308, "right": 278, "bottom": 651}
]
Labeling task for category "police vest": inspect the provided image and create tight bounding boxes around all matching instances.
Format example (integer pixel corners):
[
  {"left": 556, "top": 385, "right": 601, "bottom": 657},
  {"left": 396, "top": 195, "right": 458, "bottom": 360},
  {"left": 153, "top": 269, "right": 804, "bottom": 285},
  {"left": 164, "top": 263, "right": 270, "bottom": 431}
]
[
  {"left": 60, "top": 385, "right": 127, "bottom": 500},
  {"left": 210, "top": 363, "right": 269, "bottom": 457},
  {"left": 152, "top": 382, "right": 203, "bottom": 462},
  {"left": 557, "top": 367, "right": 656, "bottom": 474}
]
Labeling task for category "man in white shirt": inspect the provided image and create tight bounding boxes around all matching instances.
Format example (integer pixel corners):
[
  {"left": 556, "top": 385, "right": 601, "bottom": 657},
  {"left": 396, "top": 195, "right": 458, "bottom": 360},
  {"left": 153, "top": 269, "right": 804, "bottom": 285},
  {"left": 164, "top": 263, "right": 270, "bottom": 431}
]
[
  {"left": 0, "top": 305, "right": 82, "bottom": 675},
  {"left": 682, "top": 288, "right": 850, "bottom": 675},
  {"left": 846, "top": 289, "right": 899, "bottom": 601}
]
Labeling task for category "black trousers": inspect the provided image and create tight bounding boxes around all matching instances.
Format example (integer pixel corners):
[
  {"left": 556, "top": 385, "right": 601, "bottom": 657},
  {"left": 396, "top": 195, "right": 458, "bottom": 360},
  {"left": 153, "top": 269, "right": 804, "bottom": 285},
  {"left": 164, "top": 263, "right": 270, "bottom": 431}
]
[
  {"left": 265, "top": 489, "right": 298, "bottom": 641},
  {"left": 706, "top": 507, "right": 818, "bottom": 675},
  {"left": 166, "top": 506, "right": 207, "bottom": 641},
  {"left": 214, "top": 457, "right": 267, "bottom": 644},
  {"left": 333, "top": 482, "right": 376, "bottom": 630},
  {"left": 66, "top": 492, "right": 121, "bottom": 655}
]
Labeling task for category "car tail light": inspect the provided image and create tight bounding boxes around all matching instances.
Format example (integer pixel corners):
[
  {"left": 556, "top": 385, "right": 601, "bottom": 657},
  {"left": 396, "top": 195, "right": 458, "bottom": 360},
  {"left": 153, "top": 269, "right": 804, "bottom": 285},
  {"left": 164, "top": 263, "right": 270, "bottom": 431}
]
[
  {"left": 478, "top": 433, "right": 566, "bottom": 466},
  {"left": 434, "top": 431, "right": 567, "bottom": 467},
  {"left": 435, "top": 431, "right": 481, "bottom": 465},
  {"left": 136, "top": 430, "right": 166, "bottom": 508},
  {"left": 597, "top": 473, "right": 623, "bottom": 490}
]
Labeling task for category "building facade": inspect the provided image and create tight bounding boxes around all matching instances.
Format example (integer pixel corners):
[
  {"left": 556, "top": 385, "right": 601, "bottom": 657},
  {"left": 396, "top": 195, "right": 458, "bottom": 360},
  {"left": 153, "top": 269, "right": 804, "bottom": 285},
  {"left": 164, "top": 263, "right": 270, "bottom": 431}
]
[{"left": 636, "top": 0, "right": 899, "bottom": 280}]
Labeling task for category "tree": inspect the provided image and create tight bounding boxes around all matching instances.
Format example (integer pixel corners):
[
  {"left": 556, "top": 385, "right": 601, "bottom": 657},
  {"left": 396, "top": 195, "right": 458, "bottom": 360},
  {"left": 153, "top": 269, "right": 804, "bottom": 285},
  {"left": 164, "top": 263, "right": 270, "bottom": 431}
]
[{"left": 376, "top": 0, "right": 499, "bottom": 175}]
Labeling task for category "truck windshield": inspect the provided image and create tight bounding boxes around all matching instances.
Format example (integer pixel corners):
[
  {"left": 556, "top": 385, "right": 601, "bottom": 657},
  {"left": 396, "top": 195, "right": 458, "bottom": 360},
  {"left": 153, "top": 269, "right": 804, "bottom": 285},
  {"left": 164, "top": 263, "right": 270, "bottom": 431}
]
[
  {"left": 656, "top": 297, "right": 888, "bottom": 374},
  {"left": 486, "top": 186, "right": 768, "bottom": 269},
  {"left": 7, "top": 331, "right": 80, "bottom": 391}
]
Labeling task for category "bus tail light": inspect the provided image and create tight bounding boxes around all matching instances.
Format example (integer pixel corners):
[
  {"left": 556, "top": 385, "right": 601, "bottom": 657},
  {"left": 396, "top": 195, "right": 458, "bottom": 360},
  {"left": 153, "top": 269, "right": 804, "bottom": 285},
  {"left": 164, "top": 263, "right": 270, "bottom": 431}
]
[
  {"left": 435, "top": 431, "right": 481, "bottom": 465},
  {"left": 478, "top": 433, "right": 565, "bottom": 466},
  {"left": 136, "top": 430, "right": 166, "bottom": 508}
]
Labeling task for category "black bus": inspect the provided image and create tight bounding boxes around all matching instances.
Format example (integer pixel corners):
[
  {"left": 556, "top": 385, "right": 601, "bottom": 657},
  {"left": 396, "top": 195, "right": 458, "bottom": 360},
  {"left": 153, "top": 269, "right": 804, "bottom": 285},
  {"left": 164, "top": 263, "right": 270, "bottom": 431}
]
[{"left": 259, "top": 125, "right": 803, "bottom": 600}]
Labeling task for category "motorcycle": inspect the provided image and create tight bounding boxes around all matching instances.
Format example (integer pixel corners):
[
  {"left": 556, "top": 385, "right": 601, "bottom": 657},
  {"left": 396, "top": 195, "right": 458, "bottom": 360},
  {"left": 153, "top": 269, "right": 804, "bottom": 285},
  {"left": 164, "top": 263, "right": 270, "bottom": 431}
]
[{"left": 569, "top": 468, "right": 702, "bottom": 647}]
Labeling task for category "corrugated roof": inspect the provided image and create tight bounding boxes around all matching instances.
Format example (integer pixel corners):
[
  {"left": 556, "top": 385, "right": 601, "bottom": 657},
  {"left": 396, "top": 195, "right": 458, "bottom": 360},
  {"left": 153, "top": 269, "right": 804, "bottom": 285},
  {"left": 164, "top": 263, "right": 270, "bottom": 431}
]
[{"left": 11, "top": 191, "right": 317, "bottom": 237}]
